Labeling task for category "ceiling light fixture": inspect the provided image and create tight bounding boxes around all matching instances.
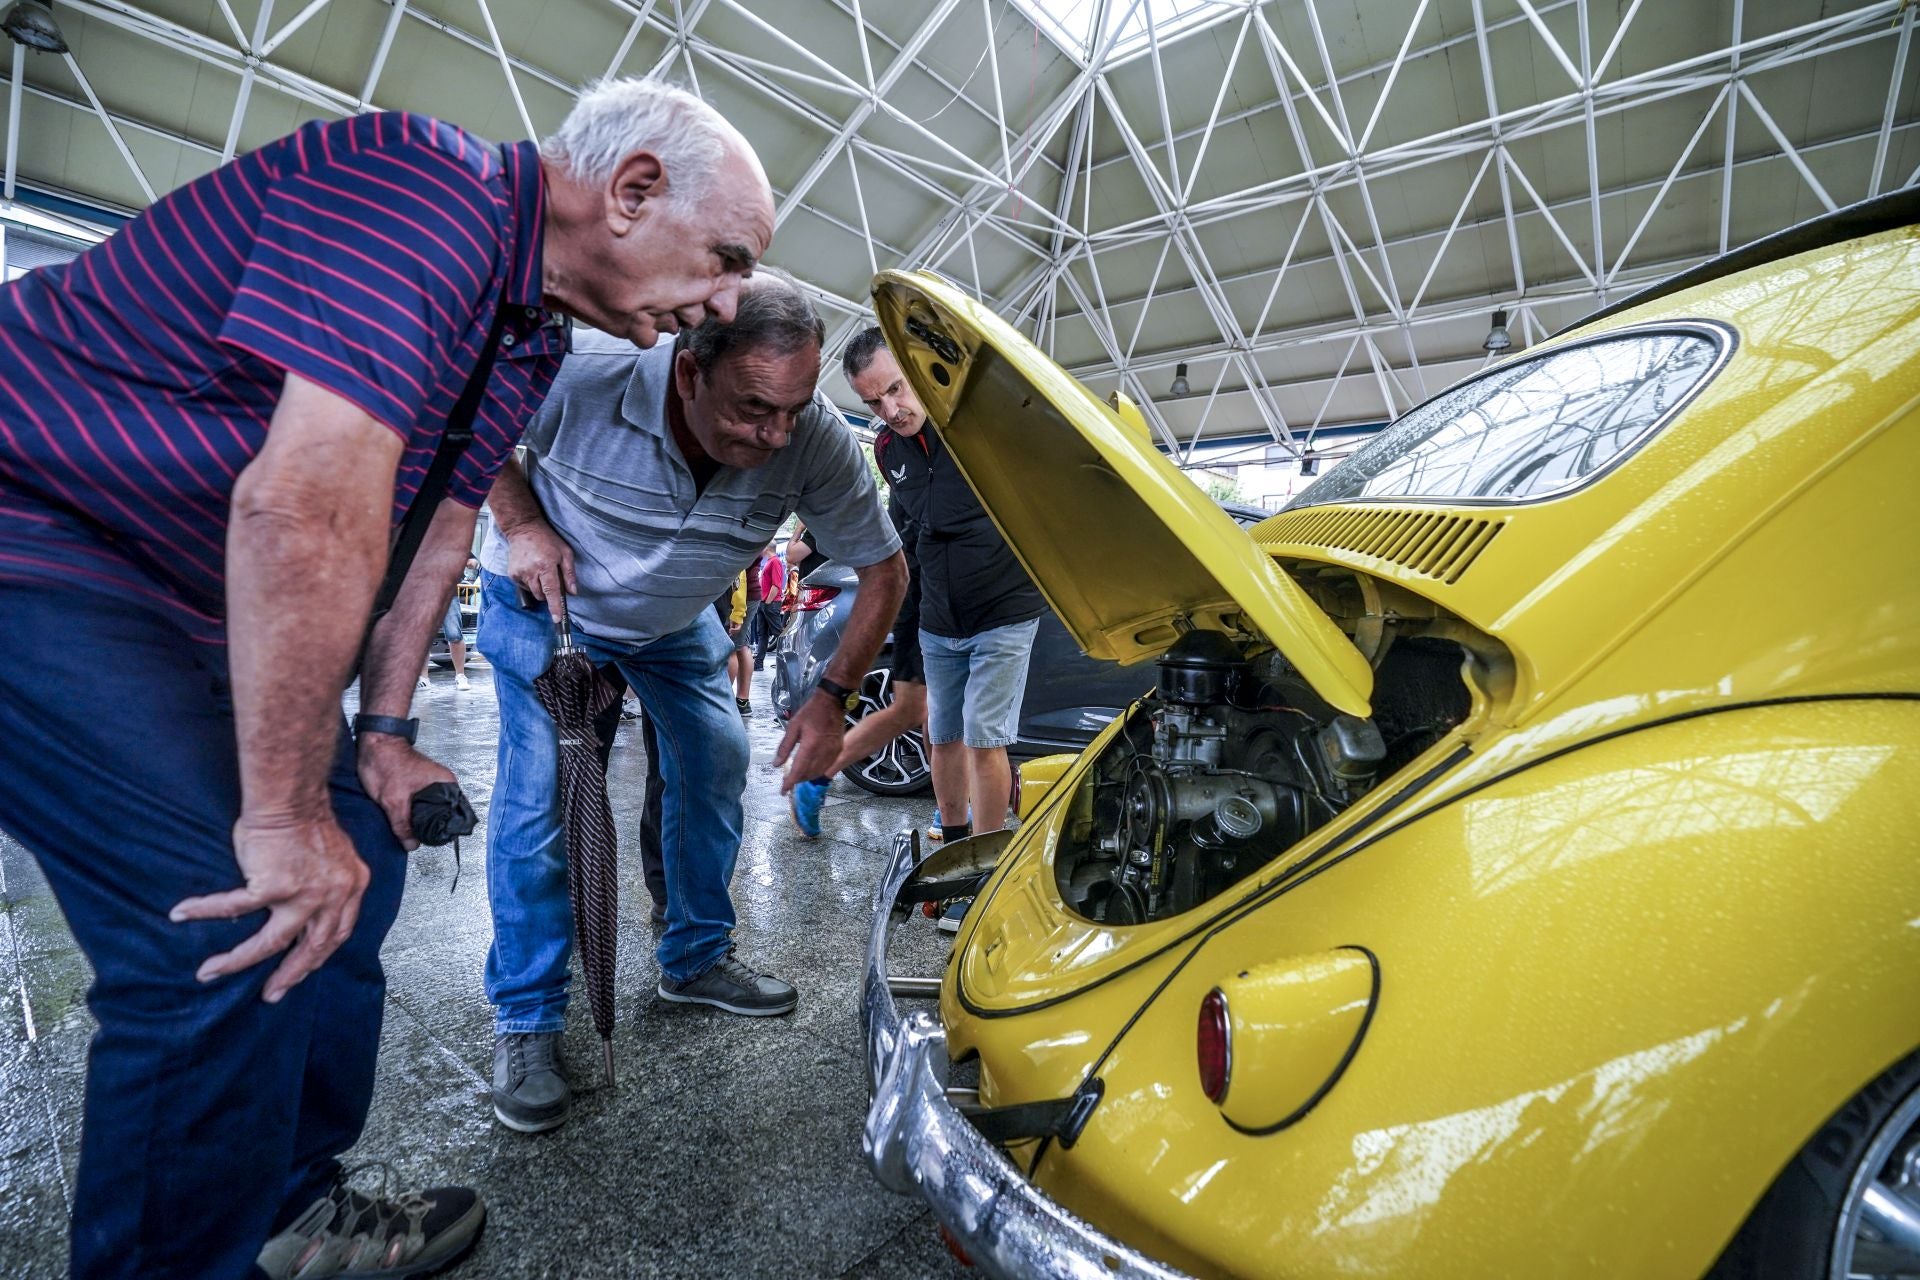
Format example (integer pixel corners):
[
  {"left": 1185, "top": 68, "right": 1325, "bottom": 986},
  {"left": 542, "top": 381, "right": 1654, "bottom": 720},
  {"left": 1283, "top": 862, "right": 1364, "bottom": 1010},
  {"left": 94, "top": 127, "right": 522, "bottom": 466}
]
[
  {"left": 2, "top": 1, "right": 66, "bottom": 52},
  {"left": 1482, "top": 308, "right": 1512, "bottom": 355},
  {"left": 1299, "top": 454, "right": 1319, "bottom": 477},
  {"left": 1169, "top": 361, "right": 1190, "bottom": 397}
]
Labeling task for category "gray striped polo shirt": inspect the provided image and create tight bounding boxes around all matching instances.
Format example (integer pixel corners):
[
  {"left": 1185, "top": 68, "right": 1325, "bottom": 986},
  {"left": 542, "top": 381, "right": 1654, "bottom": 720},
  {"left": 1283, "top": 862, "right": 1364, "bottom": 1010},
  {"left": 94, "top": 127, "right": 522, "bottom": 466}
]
[{"left": 479, "top": 327, "right": 899, "bottom": 646}]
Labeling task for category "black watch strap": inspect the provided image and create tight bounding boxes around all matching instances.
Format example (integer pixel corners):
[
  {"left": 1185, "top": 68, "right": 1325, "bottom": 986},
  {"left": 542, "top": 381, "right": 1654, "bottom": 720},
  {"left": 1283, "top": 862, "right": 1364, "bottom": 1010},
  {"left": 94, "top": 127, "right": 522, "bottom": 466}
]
[
  {"left": 814, "top": 676, "right": 860, "bottom": 713},
  {"left": 352, "top": 713, "right": 419, "bottom": 744}
]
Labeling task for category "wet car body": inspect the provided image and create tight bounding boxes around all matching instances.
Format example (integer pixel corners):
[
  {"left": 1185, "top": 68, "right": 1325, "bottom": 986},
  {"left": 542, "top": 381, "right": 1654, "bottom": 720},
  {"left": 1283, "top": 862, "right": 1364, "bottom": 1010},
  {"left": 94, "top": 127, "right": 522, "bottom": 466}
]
[{"left": 858, "top": 195, "right": 1920, "bottom": 1279}]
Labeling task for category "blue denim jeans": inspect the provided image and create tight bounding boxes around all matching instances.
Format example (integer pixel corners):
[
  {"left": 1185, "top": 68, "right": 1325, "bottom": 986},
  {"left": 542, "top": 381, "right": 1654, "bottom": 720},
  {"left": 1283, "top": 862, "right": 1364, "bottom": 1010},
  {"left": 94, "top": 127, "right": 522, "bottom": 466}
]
[
  {"left": 479, "top": 571, "right": 748, "bottom": 1032},
  {"left": 921, "top": 617, "right": 1041, "bottom": 748},
  {"left": 0, "top": 580, "right": 406, "bottom": 1280}
]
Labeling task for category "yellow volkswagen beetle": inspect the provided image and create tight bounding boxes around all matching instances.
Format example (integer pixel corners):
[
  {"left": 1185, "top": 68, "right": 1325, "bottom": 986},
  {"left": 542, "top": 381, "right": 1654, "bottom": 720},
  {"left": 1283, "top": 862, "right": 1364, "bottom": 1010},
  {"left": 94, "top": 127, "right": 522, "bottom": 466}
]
[{"left": 860, "top": 193, "right": 1920, "bottom": 1279}]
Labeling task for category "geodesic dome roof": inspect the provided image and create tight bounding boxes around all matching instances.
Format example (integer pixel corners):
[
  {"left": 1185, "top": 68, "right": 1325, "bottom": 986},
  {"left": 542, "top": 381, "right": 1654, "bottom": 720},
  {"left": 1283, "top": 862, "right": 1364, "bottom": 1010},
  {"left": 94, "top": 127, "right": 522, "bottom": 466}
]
[{"left": 4, "top": 0, "right": 1916, "bottom": 462}]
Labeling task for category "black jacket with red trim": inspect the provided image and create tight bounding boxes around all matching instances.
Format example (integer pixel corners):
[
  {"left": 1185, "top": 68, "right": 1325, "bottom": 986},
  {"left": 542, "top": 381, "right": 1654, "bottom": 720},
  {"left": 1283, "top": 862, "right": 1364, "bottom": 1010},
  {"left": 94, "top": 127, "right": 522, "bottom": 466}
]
[{"left": 873, "top": 421, "right": 1044, "bottom": 640}]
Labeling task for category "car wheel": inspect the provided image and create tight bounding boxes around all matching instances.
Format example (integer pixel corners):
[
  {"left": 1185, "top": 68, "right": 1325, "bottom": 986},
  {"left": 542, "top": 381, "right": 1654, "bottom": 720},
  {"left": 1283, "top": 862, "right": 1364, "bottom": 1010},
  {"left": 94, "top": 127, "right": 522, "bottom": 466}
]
[
  {"left": 770, "top": 649, "right": 793, "bottom": 722},
  {"left": 840, "top": 662, "right": 931, "bottom": 796},
  {"left": 1709, "top": 1046, "right": 1920, "bottom": 1279}
]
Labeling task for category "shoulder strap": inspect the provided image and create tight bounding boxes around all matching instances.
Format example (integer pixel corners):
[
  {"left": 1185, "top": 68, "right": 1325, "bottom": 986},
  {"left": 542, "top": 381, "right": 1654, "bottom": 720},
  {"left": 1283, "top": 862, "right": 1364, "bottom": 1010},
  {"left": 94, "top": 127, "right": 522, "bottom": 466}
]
[{"left": 366, "top": 300, "right": 511, "bottom": 631}]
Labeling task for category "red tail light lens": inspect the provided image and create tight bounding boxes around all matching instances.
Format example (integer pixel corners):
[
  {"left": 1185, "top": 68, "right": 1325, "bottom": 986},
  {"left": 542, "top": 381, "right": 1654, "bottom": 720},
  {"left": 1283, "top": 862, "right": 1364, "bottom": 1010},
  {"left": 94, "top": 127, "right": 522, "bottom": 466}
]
[
  {"left": 796, "top": 585, "right": 841, "bottom": 612},
  {"left": 1197, "top": 988, "right": 1232, "bottom": 1103}
]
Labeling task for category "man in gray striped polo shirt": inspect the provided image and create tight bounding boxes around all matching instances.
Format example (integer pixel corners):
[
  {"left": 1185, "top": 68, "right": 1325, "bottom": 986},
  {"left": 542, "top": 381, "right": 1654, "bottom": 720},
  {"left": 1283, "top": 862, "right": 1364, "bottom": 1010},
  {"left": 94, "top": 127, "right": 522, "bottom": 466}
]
[{"left": 476, "top": 271, "right": 906, "bottom": 1132}]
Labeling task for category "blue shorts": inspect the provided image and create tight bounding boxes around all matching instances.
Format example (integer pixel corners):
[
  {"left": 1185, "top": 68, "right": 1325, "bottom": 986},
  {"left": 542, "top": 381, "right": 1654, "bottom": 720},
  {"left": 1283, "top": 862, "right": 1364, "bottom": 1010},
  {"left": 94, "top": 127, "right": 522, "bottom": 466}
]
[
  {"left": 441, "top": 594, "right": 465, "bottom": 645},
  {"left": 920, "top": 617, "right": 1039, "bottom": 749}
]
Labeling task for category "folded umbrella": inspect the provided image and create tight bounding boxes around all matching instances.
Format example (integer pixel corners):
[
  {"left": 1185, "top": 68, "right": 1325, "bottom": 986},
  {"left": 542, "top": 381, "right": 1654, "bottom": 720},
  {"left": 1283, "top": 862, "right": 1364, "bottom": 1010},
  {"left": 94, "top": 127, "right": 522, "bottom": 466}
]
[{"left": 531, "top": 602, "right": 626, "bottom": 1086}]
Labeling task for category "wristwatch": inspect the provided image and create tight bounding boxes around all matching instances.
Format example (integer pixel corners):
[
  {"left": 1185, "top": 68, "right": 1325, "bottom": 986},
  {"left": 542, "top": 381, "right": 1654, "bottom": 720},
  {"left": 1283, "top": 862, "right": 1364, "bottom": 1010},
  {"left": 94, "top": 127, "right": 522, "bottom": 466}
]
[
  {"left": 813, "top": 676, "right": 860, "bottom": 714},
  {"left": 352, "top": 713, "right": 420, "bottom": 744}
]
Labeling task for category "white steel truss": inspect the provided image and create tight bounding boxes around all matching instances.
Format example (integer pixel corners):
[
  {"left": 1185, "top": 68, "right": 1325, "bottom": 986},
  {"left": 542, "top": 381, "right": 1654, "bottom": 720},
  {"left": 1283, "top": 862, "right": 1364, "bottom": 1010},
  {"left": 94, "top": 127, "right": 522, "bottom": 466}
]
[{"left": 1, "top": 0, "right": 1914, "bottom": 462}]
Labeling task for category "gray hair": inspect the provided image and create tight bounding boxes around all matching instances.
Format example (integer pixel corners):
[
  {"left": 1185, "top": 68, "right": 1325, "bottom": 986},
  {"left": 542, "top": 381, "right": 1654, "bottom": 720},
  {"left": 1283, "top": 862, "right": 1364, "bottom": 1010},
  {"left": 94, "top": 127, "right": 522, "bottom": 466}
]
[
  {"left": 541, "top": 78, "right": 730, "bottom": 203},
  {"left": 679, "top": 267, "right": 824, "bottom": 376}
]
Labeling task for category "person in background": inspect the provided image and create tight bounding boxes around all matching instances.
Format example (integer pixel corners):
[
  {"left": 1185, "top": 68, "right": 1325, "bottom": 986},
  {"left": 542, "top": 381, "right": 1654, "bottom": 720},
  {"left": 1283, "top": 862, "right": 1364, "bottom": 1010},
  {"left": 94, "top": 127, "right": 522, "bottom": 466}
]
[
  {"left": 0, "top": 76, "right": 773, "bottom": 1280},
  {"left": 717, "top": 568, "right": 753, "bottom": 715},
  {"left": 738, "top": 552, "right": 764, "bottom": 692},
  {"left": 844, "top": 326, "right": 1044, "bottom": 860},
  {"left": 753, "top": 542, "right": 786, "bottom": 667},
  {"left": 785, "top": 518, "right": 829, "bottom": 599},
  {"left": 421, "top": 557, "right": 480, "bottom": 692}
]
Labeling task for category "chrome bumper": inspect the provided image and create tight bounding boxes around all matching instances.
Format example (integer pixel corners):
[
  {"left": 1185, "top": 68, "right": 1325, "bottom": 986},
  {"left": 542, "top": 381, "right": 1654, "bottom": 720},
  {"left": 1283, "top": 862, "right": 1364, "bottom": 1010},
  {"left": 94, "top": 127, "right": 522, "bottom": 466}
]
[{"left": 860, "top": 829, "right": 1193, "bottom": 1280}]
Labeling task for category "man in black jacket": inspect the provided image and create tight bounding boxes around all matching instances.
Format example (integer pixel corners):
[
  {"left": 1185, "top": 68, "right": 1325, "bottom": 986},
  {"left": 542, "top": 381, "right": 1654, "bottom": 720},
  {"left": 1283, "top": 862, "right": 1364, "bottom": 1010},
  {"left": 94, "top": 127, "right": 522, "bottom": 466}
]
[{"left": 843, "top": 326, "right": 1045, "bottom": 841}]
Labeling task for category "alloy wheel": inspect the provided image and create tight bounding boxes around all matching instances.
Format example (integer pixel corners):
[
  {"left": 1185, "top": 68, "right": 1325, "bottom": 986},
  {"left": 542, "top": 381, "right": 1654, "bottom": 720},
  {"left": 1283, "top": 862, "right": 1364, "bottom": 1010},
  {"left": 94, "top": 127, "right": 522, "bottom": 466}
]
[
  {"left": 1833, "top": 1079, "right": 1920, "bottom": 1279},
  {"left": 841, "top": 664, "right": 931, "bottom": 796}
]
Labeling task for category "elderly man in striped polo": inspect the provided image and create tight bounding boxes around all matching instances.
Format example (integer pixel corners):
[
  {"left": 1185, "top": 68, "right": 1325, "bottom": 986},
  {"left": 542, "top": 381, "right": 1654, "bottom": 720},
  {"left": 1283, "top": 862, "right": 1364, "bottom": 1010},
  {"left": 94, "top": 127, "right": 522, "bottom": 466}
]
[
  {"left": 478, "top": 269, "right": 907, "bottom": 1134},
  {"left": 0, "top": 80, "right": 772, "bottom": 1279}
]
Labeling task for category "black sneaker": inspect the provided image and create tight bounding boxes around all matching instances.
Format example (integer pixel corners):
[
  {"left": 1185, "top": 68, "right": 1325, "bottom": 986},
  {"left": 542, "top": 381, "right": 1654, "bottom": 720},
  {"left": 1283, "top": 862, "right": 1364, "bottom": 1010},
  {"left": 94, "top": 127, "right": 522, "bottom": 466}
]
[
  {"left": 257, "top": 1167, "right": 484, "bottom": 1279},
  {"left": 491, "top": 1031, "right": 570, "bottom": 1133},
  {"left": 657, "top": 949, "right": 797, "bottom": 1016},
  {"left": 735, "top": 697, "right": 752, "bottom": 717}
]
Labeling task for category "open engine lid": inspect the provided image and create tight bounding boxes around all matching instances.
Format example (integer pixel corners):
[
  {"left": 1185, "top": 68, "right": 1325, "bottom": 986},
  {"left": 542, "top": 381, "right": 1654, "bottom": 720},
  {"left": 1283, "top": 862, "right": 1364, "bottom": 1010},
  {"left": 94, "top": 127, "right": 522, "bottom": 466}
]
[{"left": 872, "top": 270, "right": 1373, "bottom": 716}]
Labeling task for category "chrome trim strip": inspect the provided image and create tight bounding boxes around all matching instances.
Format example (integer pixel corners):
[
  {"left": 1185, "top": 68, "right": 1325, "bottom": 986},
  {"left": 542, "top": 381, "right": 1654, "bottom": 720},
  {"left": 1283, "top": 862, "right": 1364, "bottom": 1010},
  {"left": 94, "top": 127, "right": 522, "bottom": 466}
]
[
  {"left": 860, "top": 829, "right": 919, "bottom": 1093},
  {"left": 861, "top": 829, "right": 1195, "bottom": 1280}
]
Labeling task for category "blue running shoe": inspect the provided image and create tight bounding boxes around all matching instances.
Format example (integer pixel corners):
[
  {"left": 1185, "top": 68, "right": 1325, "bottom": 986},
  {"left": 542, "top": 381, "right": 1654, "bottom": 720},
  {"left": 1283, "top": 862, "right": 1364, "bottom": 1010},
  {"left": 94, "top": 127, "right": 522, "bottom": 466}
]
[
  {"left": 926, "top": 805, "right": 973, "bottom": 844},
  {"left": 790, "top": 778, "right": 828, "bottom": 838}
]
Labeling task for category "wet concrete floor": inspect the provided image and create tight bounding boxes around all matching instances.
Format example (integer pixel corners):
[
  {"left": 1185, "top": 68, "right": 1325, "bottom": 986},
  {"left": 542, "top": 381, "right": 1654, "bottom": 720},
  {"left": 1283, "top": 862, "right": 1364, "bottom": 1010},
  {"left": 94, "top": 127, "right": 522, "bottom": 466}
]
[{"left": 0, "top": 662, "right": 967, "bottom": 1278}]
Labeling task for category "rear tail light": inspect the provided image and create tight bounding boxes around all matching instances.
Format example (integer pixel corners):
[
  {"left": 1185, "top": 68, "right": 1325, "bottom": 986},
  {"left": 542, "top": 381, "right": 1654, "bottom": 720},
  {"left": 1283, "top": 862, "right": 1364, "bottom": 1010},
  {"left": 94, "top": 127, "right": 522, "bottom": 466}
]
[
  {"left": 1198, "top": 988, "right": 1232, "bottom": 1103},
  {"left": 796, "top": 585, "right": 841, "bottom": 612}
]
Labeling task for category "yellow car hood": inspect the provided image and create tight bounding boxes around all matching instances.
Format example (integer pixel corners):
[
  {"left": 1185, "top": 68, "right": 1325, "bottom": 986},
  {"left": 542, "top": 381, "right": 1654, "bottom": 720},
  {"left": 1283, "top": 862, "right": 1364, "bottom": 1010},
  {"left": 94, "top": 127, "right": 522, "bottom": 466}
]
[{"left": 872, "top": 270, "right": 1373, "bottom": 716}]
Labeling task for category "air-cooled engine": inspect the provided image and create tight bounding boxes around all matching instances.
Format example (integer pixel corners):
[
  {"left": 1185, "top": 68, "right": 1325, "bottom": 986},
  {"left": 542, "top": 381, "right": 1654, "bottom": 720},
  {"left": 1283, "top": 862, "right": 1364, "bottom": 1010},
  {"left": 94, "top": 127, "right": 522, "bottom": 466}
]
[{"left": 1056, "top": 628, "right": 1445, "bottom": 923}]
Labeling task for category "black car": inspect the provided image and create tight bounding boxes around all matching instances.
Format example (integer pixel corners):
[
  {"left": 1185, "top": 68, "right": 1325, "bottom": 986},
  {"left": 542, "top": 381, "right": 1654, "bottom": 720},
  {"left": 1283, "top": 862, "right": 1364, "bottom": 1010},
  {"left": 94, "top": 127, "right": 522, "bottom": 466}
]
[{"left": 770, "top": 501, "right": 1272, "bottom": 795}]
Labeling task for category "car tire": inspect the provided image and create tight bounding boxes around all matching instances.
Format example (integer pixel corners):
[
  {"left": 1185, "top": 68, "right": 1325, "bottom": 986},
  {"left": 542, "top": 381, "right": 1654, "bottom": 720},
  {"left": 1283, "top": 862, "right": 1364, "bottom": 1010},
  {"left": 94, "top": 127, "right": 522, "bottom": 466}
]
[
  {"left": 770, "top": 646, "right": 794, "bottom": 723},
  {"left": 1707, "top": 1046, "right": 1920, "bottom": 1279},
  {"left": 839, "top": 660, "right": 932, "bottom": 797}
]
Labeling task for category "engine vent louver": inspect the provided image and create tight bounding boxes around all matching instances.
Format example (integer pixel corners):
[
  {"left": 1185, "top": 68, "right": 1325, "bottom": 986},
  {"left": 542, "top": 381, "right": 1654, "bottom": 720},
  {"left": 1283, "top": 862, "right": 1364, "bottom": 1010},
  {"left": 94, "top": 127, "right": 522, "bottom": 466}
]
[{"left": 1256, "top": 507, "right": 1505, "bottom": 584}]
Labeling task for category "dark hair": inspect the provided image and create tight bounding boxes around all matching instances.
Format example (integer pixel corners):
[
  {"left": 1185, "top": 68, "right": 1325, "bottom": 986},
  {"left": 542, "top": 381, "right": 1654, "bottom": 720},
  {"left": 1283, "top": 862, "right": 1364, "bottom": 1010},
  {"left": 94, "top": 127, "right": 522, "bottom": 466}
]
[
  {"left": 841, "top": 325, "right": 890, "bottom": 385},
  {"left": 677, "top": 266, "right": 823, "bottom": 378}
]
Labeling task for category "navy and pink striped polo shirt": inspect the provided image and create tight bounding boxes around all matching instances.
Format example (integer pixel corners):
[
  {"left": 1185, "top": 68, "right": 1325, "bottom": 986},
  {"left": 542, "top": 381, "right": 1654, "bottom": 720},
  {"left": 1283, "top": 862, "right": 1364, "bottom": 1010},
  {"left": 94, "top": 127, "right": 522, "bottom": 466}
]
[{"left": 0, "top": 111, "right": 567, "bottom": 645}]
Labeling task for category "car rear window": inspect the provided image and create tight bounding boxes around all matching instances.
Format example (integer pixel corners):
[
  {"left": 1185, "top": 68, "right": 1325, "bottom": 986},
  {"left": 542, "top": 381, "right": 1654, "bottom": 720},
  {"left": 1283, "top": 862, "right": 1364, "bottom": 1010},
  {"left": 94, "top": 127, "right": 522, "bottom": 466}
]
[{"left": 1288, "top": 326, "right": 1726, "bottom": 508}]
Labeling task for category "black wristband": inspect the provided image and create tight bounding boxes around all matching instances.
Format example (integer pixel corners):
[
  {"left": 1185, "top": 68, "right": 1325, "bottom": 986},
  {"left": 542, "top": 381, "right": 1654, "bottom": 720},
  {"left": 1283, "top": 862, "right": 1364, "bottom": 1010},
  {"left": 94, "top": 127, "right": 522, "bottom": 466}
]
[
  {"left": 814, "top": 676, "right": 860, "bottom": 713},
  {"left": 352, "top": 713, "right": 419, "bottom": 744}
]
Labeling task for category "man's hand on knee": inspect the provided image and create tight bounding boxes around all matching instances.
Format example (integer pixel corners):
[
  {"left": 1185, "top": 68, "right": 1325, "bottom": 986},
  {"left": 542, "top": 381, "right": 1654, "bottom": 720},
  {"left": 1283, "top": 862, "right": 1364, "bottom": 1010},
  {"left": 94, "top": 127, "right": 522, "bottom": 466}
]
[{"left": 169, "top": 814, "right": 371, "bottom": 1002}]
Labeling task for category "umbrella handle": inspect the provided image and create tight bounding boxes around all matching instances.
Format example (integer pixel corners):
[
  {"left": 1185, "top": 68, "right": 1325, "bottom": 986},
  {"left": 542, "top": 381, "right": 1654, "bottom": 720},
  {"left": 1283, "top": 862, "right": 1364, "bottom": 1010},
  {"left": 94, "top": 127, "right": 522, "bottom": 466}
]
[{"left": 551, "top": 598, "right": 581, "bottom": 656}]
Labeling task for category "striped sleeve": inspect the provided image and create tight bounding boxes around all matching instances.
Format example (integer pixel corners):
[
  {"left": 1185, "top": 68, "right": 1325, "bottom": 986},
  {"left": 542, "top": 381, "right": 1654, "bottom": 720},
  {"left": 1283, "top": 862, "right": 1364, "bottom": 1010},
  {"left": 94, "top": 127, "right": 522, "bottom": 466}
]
[{"left": 217, "top": 138, "right": 500, "bottom": 440}]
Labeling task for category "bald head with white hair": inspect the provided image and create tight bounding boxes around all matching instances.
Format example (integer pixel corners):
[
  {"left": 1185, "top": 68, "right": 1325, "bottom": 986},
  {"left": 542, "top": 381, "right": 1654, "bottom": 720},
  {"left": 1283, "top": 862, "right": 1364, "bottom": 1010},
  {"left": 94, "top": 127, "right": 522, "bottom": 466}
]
[{"left": 538, "top": 78, "right": 775, "bottom": 350}]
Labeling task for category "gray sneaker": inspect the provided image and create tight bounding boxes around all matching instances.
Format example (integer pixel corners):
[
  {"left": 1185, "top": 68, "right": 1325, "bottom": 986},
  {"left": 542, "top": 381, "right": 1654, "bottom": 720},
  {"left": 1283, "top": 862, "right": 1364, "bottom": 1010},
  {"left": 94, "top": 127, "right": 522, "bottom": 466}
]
[
  {"left": 491, "top": 1031, "right": 570, "bottom": 1133},
  {"left": 257, "top": 1167, "right": 483, "bottom": 1278},
  {"left": 657, "top": 949, "right": 798, "bottom": 1016}
]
